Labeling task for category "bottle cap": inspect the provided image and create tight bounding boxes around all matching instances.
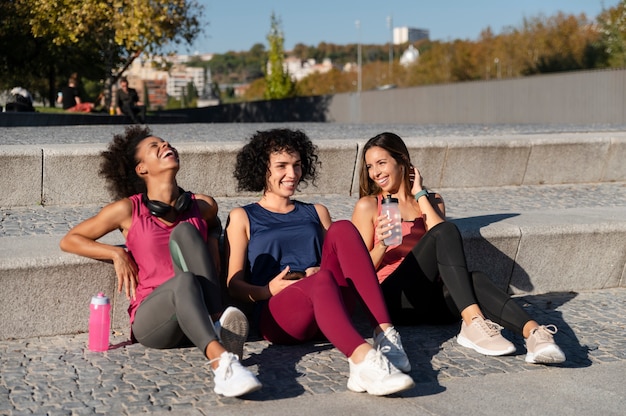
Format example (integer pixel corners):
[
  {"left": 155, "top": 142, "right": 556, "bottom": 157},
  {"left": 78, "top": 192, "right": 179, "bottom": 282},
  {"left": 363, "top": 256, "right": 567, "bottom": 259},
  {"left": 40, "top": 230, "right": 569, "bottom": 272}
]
[
  {"left": 382, "top": 194, "right": 398, "bottom": 204},
  {"left": 91, "top": 292, "right": 110, "bottom": 305}
]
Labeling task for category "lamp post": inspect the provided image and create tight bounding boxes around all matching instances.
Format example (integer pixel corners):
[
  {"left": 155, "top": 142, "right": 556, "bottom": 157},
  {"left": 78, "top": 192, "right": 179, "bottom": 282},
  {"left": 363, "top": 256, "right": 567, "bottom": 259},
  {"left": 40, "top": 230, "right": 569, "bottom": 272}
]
[
  {"left": 494, "top": 57, "right": 501, "bottom": 79},
  {"left": 355, "top": 20, "right": 362, "bottom": 93},
  {"left": 387, "top": 16, "right": 393, "bottom": 83}
]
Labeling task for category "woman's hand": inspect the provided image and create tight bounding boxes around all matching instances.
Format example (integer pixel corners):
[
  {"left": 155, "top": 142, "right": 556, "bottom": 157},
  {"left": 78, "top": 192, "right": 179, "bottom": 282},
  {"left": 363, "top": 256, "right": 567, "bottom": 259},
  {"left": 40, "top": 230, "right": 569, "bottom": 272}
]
[
  {"left": 375, "top": 214, "right": 393, "bottom": 245},
  {"left": 305, "top": 266, "right": 320, "bottom": 277},
  {"left": 268, "top": 267, "right": 300, "bottom": 296},
  {"left": 410, "top": 165, "right": 425, "bottom": 195},
  {"left": 112, "top": 248, "right": 139, "bottom": 300}
]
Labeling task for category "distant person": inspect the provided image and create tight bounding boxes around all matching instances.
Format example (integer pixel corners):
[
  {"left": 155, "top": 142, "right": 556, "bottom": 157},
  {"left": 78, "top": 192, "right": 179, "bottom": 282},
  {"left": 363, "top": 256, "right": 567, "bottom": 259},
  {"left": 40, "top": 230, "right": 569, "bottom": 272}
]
[
  {"left": 57, "top": 73, "right": 94, "bottom": 112},
  {"left": 116, "top": 76, "right": 145, "bottom": 124},
  {"left": 5, "top": 87, "right": 35, "bottom": 112}
]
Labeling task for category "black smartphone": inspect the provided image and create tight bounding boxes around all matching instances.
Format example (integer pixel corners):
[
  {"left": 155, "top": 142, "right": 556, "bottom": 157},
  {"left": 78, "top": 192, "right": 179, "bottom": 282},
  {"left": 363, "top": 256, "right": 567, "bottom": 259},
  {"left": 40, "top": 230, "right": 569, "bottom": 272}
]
[{"left": 284, "top": 270, "right": 305, "bottom": 280}]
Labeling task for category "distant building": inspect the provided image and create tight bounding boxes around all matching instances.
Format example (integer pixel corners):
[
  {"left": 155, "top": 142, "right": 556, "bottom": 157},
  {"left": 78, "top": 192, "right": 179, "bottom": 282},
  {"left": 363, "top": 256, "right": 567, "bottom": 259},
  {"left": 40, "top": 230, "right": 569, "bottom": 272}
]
[
  {"left": 172, "top": 53, "right": 214, "bottom": 64},
  {"left": 166, "top": 66, "right": 205, "bottom": 100},
  {"left": 143, "top": 79, "right": 167, "bottom": 110},
  {"left": 269, "top": 57, "right": 334, "bottom": 81},
  {"left": 123, "top": 54, "right": 213, "bottom": 108},
  {"left": 393, "top": 27, "right": 429, "bottom": 44}
]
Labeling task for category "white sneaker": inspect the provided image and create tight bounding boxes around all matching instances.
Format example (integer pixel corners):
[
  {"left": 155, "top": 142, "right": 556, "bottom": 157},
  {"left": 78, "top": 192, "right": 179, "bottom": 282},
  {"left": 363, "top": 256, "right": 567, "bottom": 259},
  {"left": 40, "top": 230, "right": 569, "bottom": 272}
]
[
  {"left": 347, "top": 348, "right": 415, "bottom": 396},
  {"left": 373, "top": 326, "right": 411, "bottom": 372},
  {"left": 215, "top": 306, "right": 249, "bottom": 360},
  {"left": 457, "top": 316, "right": 516, "bottom": 356},
  {"left": 525, "top": 324, "right": 566, "bottom": 364},
  {"left": 211, "top": 351, "right": 262, "bottom": 397}
]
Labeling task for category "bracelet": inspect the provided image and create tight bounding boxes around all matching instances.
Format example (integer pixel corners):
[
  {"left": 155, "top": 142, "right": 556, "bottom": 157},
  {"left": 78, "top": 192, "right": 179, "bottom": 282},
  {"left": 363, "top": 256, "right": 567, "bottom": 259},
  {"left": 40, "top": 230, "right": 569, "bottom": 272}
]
[{"left": 415, "top": 189, "right": 429, "bottom": 201}]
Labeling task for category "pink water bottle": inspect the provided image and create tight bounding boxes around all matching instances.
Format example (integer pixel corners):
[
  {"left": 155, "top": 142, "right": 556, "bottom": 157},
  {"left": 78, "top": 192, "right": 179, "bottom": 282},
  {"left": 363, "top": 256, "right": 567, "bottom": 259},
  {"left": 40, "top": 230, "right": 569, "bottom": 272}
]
[{"left": 89, "top": 292, "right": 111, "bottom": 351}]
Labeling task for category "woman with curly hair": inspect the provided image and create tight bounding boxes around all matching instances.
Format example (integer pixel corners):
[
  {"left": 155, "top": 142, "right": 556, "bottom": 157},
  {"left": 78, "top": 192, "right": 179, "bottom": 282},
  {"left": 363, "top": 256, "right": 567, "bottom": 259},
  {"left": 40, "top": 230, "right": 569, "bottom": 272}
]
[
  {"left": 351, "top": 132, "right": 565, "bottom": 364},
  {"left": 60, "top": 125, "right": 261, "bottom": 397},
  {"left": 224, "top": 128, "right": 415, "bottom": 396}
]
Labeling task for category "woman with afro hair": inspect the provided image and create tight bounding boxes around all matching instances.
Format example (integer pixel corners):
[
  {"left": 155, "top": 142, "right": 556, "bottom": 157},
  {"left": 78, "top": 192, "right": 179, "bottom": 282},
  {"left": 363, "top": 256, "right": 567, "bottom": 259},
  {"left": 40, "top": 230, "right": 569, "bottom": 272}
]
[
  {"left": 224, "top": 128, "right": 415, "bottom": 396},
  {"left": 60, "top": 125, "right": 261, "bottom": 397}
]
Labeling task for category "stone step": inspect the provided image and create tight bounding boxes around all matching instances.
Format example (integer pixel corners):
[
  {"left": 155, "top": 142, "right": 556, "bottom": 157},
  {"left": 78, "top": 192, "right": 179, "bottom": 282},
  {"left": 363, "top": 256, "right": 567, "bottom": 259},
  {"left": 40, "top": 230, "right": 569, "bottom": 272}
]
[
  {"left": 1, "top": 132, "right": 624, "bottom": 207},
  {"left": 1, "top": 185, "right": 624, "bottom": 340}
]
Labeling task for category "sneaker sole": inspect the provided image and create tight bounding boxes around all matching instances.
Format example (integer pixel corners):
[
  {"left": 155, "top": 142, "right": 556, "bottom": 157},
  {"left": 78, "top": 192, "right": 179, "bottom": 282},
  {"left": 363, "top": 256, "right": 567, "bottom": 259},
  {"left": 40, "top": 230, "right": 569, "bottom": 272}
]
[
  {"left": 525, "top": 345, "right": 566, "bottom": 364},
  {"left": 347, "top": 375, "right": 415, "bottom": 396},
  {"left": 220, "top": 308, "right": 249, "bottom": 360},
  {"left": 214, "top": 378, "right": 262, "bottom": 397},
  {"left": 457, "top": 334, "right": 516, "bottom": 356}
]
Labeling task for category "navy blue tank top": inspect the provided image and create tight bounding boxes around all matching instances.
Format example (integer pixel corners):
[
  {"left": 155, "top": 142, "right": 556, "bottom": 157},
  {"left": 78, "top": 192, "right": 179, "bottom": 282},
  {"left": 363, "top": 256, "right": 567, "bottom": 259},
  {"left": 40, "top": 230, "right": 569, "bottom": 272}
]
[{"left": 243, "top": 201, "right": 324, "bottom": 286}]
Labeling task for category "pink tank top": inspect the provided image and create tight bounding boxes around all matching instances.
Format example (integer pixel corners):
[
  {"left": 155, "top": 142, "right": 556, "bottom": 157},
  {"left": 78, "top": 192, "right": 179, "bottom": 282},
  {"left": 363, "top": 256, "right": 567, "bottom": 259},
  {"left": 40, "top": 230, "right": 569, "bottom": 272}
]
[
  {"left": 373, "top": 195, "right": 426, "bottom": 283},
  {"left": 125, "top": 193, "right": 208, "bottom": 323}
]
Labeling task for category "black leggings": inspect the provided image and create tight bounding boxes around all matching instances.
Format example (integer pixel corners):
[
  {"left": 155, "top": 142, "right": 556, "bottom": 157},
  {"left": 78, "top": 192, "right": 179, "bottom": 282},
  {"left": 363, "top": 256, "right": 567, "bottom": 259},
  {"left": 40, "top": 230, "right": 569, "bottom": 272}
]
[
  {"left": 131, "top": 223, "right": 222, "bottom": 356},
  {"left": 381, "top": 221, "right": 532, "bottom": 335}
]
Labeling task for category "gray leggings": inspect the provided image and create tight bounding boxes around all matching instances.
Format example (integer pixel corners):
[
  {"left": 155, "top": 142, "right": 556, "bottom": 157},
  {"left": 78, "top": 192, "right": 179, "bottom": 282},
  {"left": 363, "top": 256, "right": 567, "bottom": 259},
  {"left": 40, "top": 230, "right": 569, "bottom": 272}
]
[{"left": 131, "top": 223, "right": 222, "bottom": 356}]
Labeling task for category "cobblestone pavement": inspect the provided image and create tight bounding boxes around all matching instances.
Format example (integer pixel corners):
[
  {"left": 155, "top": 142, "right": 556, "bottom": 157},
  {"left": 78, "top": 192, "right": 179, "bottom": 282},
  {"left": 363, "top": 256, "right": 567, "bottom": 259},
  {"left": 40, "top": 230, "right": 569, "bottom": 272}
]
[
  {"left": 0, "top": 287, "right": 624, "bottom": 414},
  {"left": 2, "top": 182, "right": 625, "bottom": 237}
]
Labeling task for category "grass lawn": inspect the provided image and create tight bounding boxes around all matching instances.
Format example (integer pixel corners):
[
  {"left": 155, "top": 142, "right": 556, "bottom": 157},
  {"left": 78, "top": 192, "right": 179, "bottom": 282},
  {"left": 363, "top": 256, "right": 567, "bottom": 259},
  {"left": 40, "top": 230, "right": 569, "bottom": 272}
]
[{"left": 34, "top": 106, "right": 68, "bottom": 114}]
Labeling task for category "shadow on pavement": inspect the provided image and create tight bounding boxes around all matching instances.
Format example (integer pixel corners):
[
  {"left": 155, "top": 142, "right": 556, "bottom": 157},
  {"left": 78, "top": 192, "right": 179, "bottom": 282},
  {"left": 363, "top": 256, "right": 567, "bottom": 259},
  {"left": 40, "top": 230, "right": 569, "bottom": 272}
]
[
  {"left": 512, "top": 291, "right": 592, "bottom": 368},
  {"left": 241, "top": 341, "right": 335, "bottom": 400}
]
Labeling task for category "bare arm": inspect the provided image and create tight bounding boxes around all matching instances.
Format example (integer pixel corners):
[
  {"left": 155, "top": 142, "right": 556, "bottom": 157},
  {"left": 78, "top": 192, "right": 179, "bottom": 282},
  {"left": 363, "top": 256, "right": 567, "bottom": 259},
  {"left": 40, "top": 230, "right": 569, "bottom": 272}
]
[
  {"left": 224, "top": 207, "right": 296, "bottom": 302},
  {"left": 314, "top": 203, "right": 332, "bottom": 231},
  {"left": 411, "top": 166, "right": 446, "bottom": 230},
  {"left": 59, "top": 199, "right": 138, "bottom": 299},
  {"left": 351, "top": 196, "right": 388, "bottom": 269}
]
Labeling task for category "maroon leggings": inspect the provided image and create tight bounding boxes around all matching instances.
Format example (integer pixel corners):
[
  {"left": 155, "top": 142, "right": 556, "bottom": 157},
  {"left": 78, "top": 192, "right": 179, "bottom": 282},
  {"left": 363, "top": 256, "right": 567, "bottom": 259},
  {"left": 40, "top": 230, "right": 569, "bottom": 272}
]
[{"left": 259, "top": 220, "right": 391, "bottom": 357}]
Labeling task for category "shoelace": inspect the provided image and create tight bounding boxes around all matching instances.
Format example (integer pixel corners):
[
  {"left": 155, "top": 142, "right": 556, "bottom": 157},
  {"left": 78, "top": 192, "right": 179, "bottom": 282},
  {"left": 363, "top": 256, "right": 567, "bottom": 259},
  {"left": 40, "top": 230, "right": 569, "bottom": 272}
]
[
  {"left": 532, "top": 324, "right": 558, "bottom": 341},
  {"left": 474, "top": 317, "right": 503, "bottom": 337},
  {"left": 380, "top": 329, "right": 402, "bottom": 350},
  {"left": 208, "top": 352, "right": 237, "bottom": 380},
  {"left": 369, "top": 348, "right": 392, "bottom": 372}
]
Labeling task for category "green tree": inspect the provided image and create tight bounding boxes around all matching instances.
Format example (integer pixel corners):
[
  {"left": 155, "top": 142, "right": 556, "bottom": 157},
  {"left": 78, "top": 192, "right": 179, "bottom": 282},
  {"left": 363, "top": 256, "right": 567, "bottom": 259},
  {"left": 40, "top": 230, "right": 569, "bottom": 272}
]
[
  {"left": 185, "top": 81, "right": 198, "bottom": 107},
  {"left": 0, "top": 1, "right": 111, "bottom": 105},
  {"left": 4, "top": 0, "right": 204, "bottom": 107},
  {"left": 264, "top": 12, "right": 295, "bottom": 100},
  {"left": 598, "top": 0, "right": 626, "bottom": 67}
]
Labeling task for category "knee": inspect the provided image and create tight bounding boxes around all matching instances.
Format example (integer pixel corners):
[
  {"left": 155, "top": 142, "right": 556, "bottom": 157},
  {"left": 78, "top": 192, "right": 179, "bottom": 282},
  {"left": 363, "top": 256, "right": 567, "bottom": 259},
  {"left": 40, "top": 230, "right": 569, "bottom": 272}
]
[
  {"left": 326, "top": 220, "right": 359, "bottom": 240},
  {"left": 432, "top": 221, "right": 459, "bottom": 235},
  {"left": 171, "top": 222, "right": 199, "bottom": 240},
  {"left": 170, "top": 223, "right": 205, "bottom": 254},
  {"left": 430, "top": 221, "right": 462, "bottom": 242}
]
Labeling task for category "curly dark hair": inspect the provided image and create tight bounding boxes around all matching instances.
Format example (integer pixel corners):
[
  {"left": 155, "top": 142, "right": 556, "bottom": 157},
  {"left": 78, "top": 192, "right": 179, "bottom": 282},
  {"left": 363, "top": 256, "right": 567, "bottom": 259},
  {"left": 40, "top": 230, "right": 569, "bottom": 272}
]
[
  {"left": 99, "top": 125, "right": 153, "bottom": 200},
  {"left": 234, "top": 128, "right": 320, "bottom": 192}
]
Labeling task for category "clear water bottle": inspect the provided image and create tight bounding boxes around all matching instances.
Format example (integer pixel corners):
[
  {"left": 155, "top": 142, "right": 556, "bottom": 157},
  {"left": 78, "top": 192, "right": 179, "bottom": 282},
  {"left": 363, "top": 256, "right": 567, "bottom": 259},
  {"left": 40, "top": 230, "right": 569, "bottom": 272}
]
[
  {"left": 88, "top": 292, "right": 111, "bottom": 352},
  {"left": 381, "top": 194, "right": 402, "bottom": 246}
]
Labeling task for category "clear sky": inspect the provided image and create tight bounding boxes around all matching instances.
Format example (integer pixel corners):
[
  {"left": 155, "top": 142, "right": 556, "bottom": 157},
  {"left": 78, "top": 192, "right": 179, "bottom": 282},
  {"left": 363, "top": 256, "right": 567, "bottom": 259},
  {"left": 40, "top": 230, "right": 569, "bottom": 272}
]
[{"left": 181, "top": 0, "right": 616, "bottom": 55}]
